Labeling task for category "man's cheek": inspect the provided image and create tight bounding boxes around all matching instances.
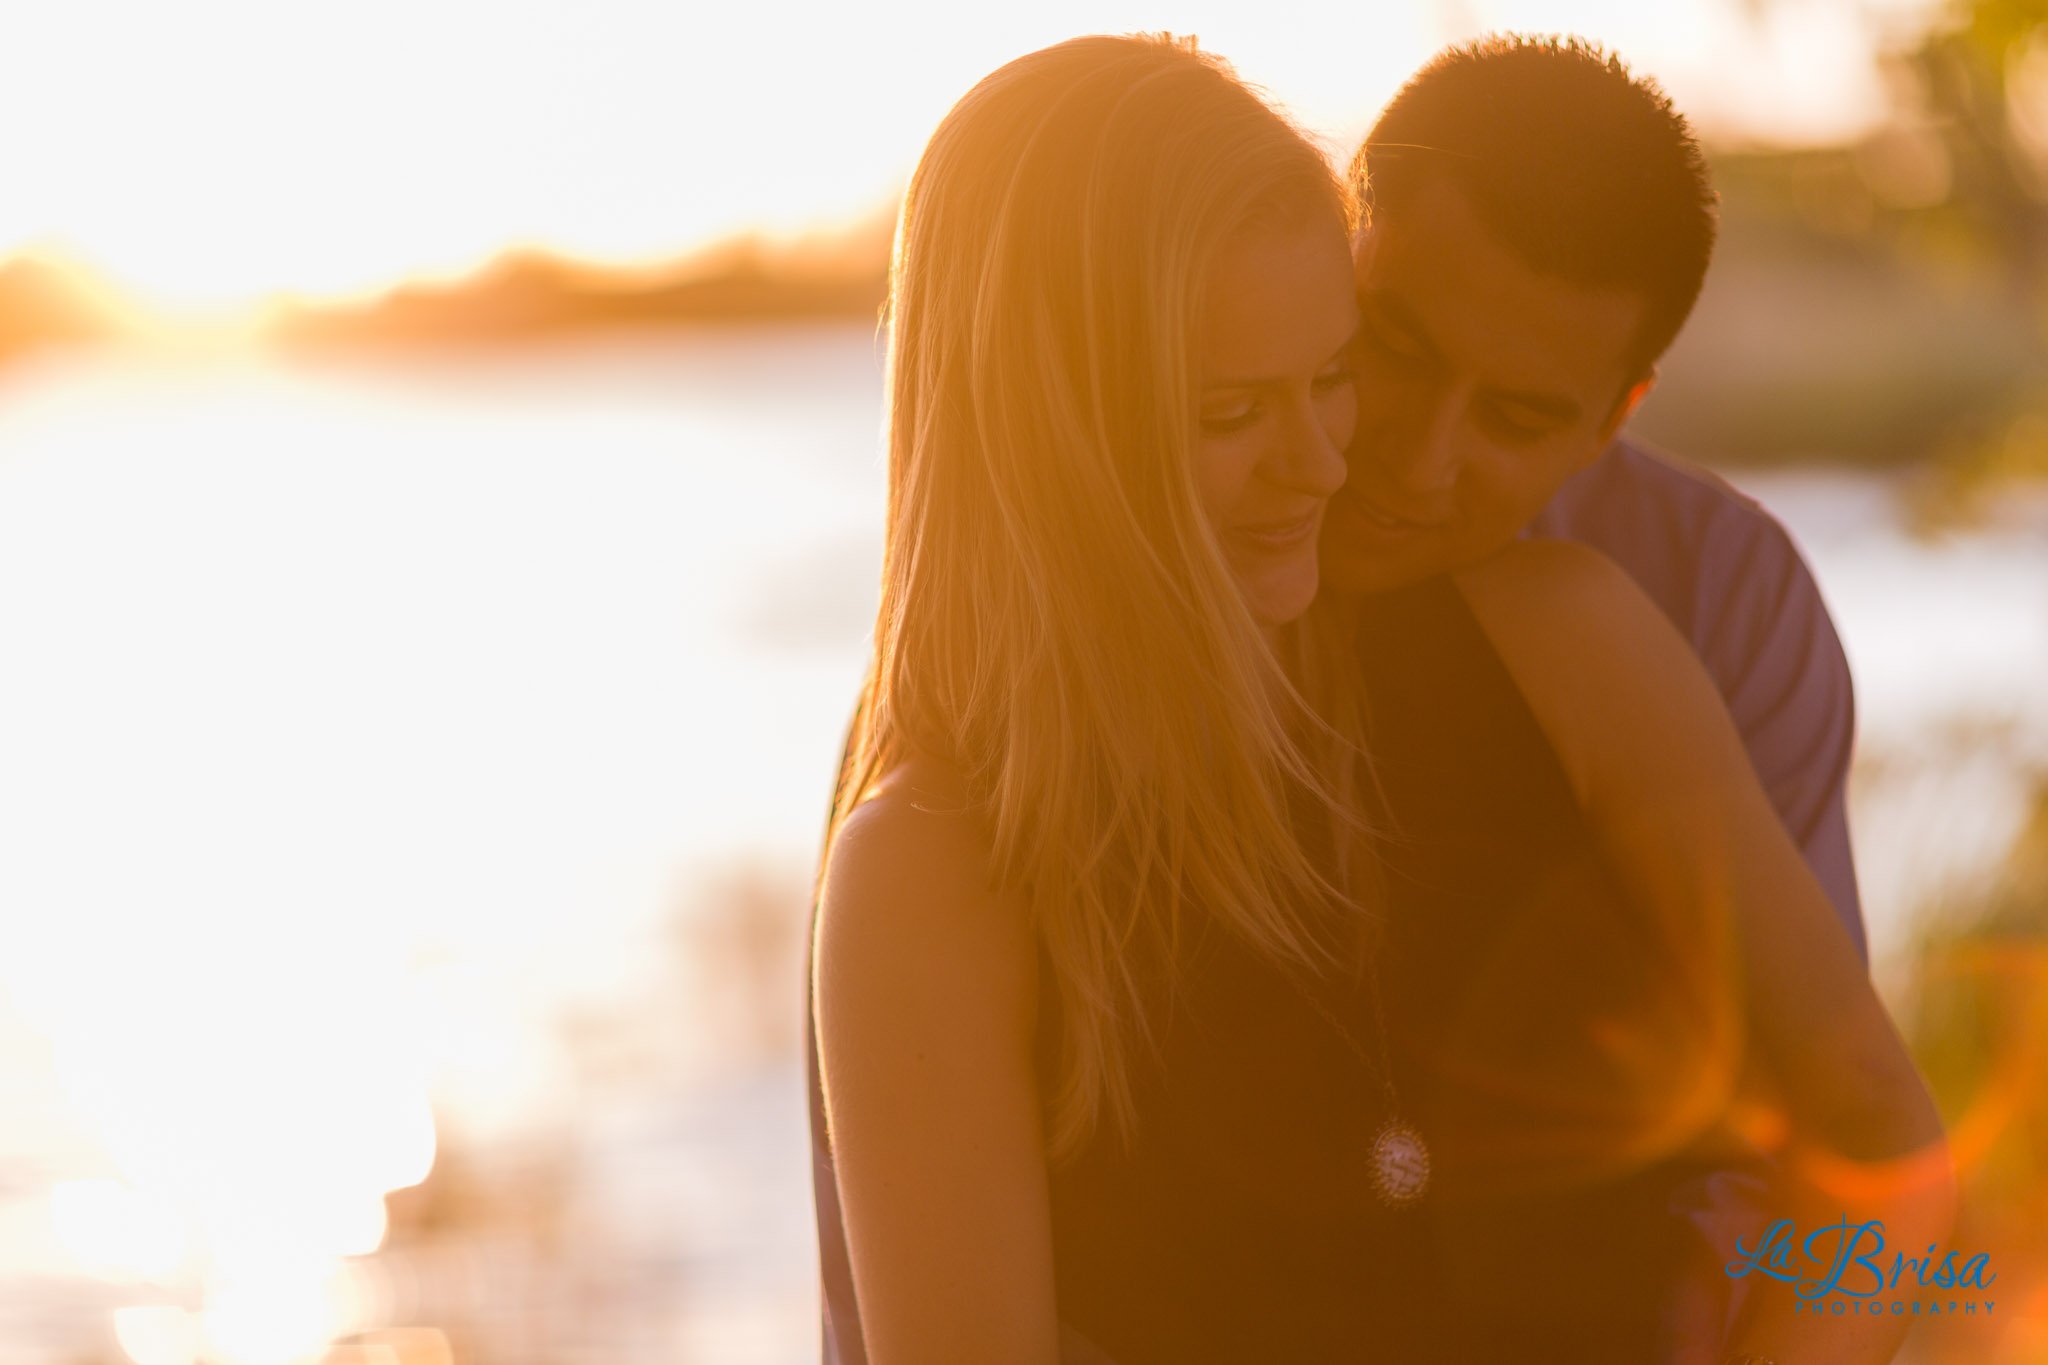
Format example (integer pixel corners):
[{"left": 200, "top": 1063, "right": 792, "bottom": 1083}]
[{"left": 1467, "top": 460, "right": 1541, "bottom": 525}]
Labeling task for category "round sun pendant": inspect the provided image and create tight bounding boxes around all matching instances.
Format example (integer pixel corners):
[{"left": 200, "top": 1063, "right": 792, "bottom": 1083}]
[{"left": 1369, "top": 1118, "right": 1431, "bottom": 1208}]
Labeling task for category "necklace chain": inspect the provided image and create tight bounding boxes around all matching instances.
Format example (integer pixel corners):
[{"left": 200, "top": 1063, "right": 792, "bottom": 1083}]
[
  {"left": 1287, "top": 918, "right": 1433, "bottom": 1208},
  {"left": 1274, "top": 785, "right": 1431, "bottom": 1207},
  {"left": 1290, "top": 931, "right": 1402, "bottom": 1113}
]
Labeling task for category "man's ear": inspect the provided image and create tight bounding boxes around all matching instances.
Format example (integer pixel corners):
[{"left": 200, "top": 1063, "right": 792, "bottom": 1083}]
[
  {"left": 1597, "top": 369, "right": 1657, "bottom": 445},
  {"left": 1570, "top": 371, "right": 1655, "bottom": 476}
]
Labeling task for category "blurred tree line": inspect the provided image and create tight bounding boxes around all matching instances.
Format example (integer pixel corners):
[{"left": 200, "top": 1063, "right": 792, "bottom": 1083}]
[
  {"left": 1914, "top": 0, "right": 2048, "bottom": 282},
  {"left": 1626, "top": 0, "right": 2048, "bottom": 501}
]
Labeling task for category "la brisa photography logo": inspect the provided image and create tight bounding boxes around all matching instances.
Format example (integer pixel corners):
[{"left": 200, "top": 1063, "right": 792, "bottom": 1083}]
[{"left": 1726, "top": 1217, "right": 1997, "bottom": 1321}]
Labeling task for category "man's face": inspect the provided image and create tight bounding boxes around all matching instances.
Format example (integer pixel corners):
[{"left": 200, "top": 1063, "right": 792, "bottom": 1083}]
[{"left": 1320, "top": 172, "right": 1651, "bottom": 595}]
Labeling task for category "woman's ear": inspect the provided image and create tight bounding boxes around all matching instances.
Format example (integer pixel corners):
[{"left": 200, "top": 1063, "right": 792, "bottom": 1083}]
[{"left": 1599, "top": 369, "right": 1658, "bottom": 444}]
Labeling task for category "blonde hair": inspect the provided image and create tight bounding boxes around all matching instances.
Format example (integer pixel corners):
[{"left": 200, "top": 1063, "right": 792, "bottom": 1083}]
[{"left": 829, "top": 33, "right": 1377, "bottom": 1165}]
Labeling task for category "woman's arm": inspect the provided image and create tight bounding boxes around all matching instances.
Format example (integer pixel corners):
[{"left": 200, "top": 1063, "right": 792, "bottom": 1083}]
[
  {"left": 813, "top": 764, "right": 1063, "bottom": 1365},
  {"left": 1456, "top": 538, "right": 1956, "bottom": 1365}
]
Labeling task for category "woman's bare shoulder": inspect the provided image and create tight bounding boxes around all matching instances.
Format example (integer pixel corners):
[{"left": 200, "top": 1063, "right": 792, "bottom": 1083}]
[
  {"left": 816, "top": 751, "right": 1038, "bottom": 1045},
  {"left": 827, "top": 752, "right": 991, "bottom": 910}
]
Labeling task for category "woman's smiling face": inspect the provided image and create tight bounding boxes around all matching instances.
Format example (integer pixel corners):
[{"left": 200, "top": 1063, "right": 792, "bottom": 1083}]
[{"left": 1193, "top": 208, "right": 1360, "bottom": 633}]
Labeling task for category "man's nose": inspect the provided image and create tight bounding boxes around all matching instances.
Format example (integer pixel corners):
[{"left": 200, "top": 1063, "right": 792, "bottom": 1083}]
[{"left": 1382, "top": 391, "right": 1463, "bottom": 497}]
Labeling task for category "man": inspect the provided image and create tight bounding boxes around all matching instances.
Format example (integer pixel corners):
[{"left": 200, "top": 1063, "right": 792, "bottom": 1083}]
[
  {"left": 1326, "top": 36, "right": 1863, "bottom": 952},
  {"left": 1319, "top": 34, "right": 1868, "bottom": 1364},
  {"left": 808, "top": 35, "right": 1868, "bottom": 1363}
]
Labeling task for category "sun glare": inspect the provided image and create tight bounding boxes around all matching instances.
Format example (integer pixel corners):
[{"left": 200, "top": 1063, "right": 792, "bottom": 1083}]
[
  {"left": 112, "top": 1307, "right": 203, "bottom": 1365},
  {"left": 0, "top": 0, "right": 1937, "bottom": 317},
  {"left": 50, "top": 1180, "right": 190, "bottom": 1281}
]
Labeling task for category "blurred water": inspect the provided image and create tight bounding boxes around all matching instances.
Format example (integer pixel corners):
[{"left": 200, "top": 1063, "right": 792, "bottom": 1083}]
[
  {"left": 0, "top": 328, "right": 885, "bottom": 1365},
  {"left": 0, "top": 327, "right": 2038, "bottom": 1365},
  {"left": 1720, "top": 470, "right": 2048, "bottom": 968}
]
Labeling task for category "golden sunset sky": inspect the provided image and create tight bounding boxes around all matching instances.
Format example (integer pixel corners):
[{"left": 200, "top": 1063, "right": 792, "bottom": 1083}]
[{"left": 3, "top": 0, "right": 1941, "bottom": 318}]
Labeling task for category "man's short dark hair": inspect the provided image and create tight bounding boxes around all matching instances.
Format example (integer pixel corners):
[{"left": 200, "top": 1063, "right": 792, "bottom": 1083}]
[{"left": 1354, "top": 34, "right": 1718, "bottom": 382}]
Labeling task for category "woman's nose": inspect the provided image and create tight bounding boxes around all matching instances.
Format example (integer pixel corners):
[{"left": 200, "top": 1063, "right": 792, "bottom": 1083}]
[{"left": 1271, "top": 388, "right": 1351, "bottom": 498}]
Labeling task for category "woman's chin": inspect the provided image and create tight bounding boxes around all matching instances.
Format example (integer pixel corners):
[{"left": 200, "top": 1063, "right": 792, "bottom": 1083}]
[{"left": 1239, "top": 556, "right": 1320, "bottom": 630}]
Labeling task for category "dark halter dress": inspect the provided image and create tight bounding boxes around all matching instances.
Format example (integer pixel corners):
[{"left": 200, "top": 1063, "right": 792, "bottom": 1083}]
[{"left": 805, "top": 573, "right": 1736, "bottom": 1364}]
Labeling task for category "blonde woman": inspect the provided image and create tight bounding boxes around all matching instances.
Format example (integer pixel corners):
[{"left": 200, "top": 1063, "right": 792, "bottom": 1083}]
[{"left": 808, "top": 33, "right": 1952, "bottom": 1365}]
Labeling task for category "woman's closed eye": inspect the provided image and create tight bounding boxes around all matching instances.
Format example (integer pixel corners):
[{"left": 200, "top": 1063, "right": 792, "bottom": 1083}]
[
  {"left": 1200, "top": 397, "right": 1262, "bottom": 435},
  {"left": 1312, "top": 360, "right": 1357, "bottom": 395},
  {"left": 1201, "top": 362, "right": 1354, "bottom": 436}
]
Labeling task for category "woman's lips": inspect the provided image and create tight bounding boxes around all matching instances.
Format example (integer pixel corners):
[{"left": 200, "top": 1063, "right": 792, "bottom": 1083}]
[{"left": 1229, "top": 506, "right": 1321, "bottom": 552}]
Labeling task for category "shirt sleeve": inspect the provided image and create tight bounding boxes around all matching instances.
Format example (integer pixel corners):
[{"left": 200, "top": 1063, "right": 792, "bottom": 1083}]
[{"left": 1691, "top": 511, "right": 1868, "bottom": 963}]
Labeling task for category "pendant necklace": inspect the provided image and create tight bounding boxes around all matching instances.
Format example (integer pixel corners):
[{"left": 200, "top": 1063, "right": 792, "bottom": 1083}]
[{"left": 1290, "top": 941, "right": 1432, "bottom": 1209}]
